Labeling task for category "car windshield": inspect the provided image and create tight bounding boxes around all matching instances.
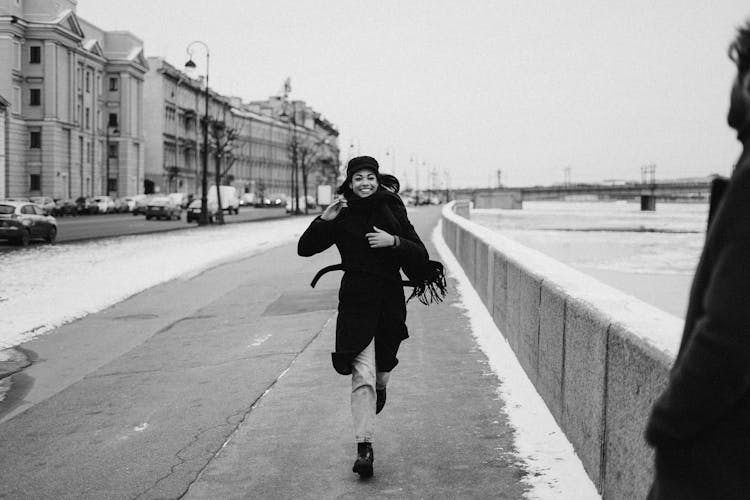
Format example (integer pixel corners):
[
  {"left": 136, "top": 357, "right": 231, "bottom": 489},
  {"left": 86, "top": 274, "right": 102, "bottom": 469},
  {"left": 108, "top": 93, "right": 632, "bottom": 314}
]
[{"left": 0, "top": 205, "right": 15, "bottom": 214}]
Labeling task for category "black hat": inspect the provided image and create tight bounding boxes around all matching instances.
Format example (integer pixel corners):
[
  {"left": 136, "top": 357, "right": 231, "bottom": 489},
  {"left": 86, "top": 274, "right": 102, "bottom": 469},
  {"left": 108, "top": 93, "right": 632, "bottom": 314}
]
[{"left": 346, "top": 156, "right": 380, "bottom": 179}]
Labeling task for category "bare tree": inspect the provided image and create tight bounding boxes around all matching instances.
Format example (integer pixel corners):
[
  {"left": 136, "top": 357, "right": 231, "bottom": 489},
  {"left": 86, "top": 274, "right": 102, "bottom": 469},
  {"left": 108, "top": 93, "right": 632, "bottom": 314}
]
[
  {"left": 288, "top": 136, "right": 334, "bottom": 214},
  {"left": 206, "top": 117, "right": 240, "bottom": 224}
]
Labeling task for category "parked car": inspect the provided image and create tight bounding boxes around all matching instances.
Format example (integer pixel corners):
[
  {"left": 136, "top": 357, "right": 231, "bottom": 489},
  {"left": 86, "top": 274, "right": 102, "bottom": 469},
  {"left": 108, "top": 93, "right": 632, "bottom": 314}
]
[
  {"left": 208, "top": 185, "right": 240, "bottom": 215},
  {"left": 286, "top": 195, "right": 318, "bottom": 213},
  {"left": 29, "top": 196, "right": 56, "bottom": 215},
  {"left": 262, "top": 193, "right": 288, "bottom": 208},
  {"left": 145, "top": 195, "right": 182, "bottom": 220},
  {"left": 0, "top": 200, "right": 57, "bottom": 246},
  {"left": 90, "top": 196, "right": 116, "bottom": 214},
  {"left": 132, "top": 194, "right": 151, "bottom": 215},
  {"left": 53, "top": 198, "right": 78, "bottom": 216},
  {"left": 74, "top": 196, "right": 98, "bottom": 214},
  {"left": 114, "top": 197, "right": 134, "bottom": 213},
  {"left": 186, "top": 199, "right": 219, "bottom": 223},
  {"left": 168, "top": 192, "right": 191, "bottom": 209},
  {"left": 240, "top": 192, "right": 255, "bottom": 206}
]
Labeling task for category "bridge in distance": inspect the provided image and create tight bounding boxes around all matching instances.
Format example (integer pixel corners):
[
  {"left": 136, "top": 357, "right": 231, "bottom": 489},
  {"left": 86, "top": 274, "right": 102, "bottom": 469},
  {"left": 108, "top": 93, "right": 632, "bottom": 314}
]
[{"left": 450, "top": 177, "right": 717, "bottom": 210}]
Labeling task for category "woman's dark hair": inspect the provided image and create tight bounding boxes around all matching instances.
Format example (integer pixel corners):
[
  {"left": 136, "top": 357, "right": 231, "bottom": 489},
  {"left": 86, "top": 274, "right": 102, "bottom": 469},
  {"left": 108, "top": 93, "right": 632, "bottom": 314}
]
[
  {"left": 729, "top": 19, "right": 750, "bottom": 76},
  {"left": 380, "top": 174, "right": 400, "bottom": 193}
]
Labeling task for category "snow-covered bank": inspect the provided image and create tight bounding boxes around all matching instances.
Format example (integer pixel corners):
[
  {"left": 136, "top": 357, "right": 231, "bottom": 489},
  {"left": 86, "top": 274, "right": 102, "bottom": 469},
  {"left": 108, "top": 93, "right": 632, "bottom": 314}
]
[
  {"left": 432, "top": 221, "right": 601, "bottom": 500},
  {"left": 0, "top": 218, "right": 314, "bottom": 349}
]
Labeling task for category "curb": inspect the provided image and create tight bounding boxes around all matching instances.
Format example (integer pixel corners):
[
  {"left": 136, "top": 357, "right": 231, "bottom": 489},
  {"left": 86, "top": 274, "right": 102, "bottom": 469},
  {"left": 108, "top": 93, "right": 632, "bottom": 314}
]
[{"left": 0, "top": 348, "right": 30, "bottom": 380}]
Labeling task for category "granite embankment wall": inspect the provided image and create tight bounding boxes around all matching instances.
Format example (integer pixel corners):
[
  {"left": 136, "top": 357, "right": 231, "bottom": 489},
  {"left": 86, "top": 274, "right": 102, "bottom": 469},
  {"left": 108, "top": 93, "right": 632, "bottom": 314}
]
[{"left": 441, "top": 201, "right": 684, "bottom": 500}]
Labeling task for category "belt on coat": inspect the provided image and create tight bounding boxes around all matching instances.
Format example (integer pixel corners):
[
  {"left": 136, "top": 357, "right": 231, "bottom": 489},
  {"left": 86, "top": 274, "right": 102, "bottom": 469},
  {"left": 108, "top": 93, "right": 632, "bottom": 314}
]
[{"left": 310, "top": 263, "right": 413, "bottom": 288}]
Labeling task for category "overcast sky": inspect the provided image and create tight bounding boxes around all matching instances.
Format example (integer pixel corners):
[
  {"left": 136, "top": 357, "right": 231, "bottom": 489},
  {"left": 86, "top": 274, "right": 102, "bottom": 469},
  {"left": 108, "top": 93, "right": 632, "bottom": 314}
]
[{"left": 77, "top": 1, "right": 750, "bottom": 188}]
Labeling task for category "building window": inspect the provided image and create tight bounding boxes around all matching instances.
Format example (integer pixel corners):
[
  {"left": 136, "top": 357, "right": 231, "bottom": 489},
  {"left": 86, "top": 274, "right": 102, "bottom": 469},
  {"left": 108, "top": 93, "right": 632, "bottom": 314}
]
[
  {"left": 29, "top": 131, "right": 41, "bottom": 149},
  {"left": 108, "top": 178, "right": 118, "bottom": 193},
  {"left": 86, "top": 142, "right": 91, "bottom": 163},
  {"left": 29, "top": 88, "right": 41, "bottom": 106},
  {"left": 85, "top": 71, "right": 91, "bottom": 93},
  {"left": 29, "top": 46, "right": 41, "bottom": 64},
  {"left": 12, "top": 86, "right": 21, "bottom": 112},
  {"left": 97, "top": 75, "right": 101, "bottom": 94},
  {"left": 109, "top": 77, "right": 119, "bottom": 91},
  {"left": 108, "top": 113, "right": 119, "bottom": 127},
  {"left": 108, "top": 143, "right": 119, "bottom": 159},
  {"left": 76, "top": 104, "right": 81, "bottom": 124},
  {"left": 77, "top": 68, "right": 82, "bottom": 91},
  {"left": 85, "top": 107, "right": 90, "bottom": 129},
  {"left": 30, "top": 174, "right": 41, "bottom": 191},
  {"left": 13, "top": 41, "right": 21, "bottom": 70}
]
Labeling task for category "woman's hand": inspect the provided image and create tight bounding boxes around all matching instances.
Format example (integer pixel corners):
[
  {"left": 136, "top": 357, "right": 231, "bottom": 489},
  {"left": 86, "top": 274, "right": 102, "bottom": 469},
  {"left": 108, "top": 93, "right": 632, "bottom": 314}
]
[
  {"left": 320, "top": 198, "right": 347, "bottom": 221},
  {"left": 366, "top": 226, "right": 396, "bottom": 248}
]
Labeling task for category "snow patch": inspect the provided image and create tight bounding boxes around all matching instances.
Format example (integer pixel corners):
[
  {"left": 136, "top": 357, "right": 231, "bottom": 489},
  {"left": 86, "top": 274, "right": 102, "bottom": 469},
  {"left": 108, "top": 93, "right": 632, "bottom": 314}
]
[
  {"left": 433, "top": 220, "right": 601, "bottom": 500},
  {"left": 0, "top": 217, "right": 315, "bottom": 349}
]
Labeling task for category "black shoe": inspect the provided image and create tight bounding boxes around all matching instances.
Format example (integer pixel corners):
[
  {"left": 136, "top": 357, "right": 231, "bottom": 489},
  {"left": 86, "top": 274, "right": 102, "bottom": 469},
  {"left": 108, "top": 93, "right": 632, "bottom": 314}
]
[
  {"left": 352, "top": 442, "right": 374, "bottom": 478},
  {"left": 376, "top": 388, "right": 386, "bottom": 414}
]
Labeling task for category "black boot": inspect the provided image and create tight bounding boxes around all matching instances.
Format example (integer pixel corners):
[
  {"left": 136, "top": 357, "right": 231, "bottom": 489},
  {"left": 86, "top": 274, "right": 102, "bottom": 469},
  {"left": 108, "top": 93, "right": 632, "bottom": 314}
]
[
  {"left": 376, "top": 388, "right": 386, "bottom": 414},
  {"left": 352, "top": 442, "right": 374, "bottom": 478}
]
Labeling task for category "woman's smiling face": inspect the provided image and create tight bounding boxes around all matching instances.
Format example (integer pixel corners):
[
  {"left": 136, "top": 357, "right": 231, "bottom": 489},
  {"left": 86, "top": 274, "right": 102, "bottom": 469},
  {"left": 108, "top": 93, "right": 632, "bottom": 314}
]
[{"left": 349, "top": 169, "right": 379, "bottom": 198}]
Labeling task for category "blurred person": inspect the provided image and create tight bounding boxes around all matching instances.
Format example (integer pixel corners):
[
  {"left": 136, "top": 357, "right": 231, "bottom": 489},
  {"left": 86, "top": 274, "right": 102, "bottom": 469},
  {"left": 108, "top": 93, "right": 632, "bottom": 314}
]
[
  {"left": 645, "top": 19, "right": 750, "bottom": 499},
  {"left": 297, "top": 156, "right": 429, "bottom": 478}
]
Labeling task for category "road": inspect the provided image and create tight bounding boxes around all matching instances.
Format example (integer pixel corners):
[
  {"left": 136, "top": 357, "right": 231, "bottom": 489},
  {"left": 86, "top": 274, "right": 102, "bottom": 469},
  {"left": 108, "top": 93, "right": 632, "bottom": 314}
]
[
  {"left": 0, "top": 206, "right": 530, "bottom": 499},
  {"left": 0, "top": 207, "right": 288, "bottom": 250}
]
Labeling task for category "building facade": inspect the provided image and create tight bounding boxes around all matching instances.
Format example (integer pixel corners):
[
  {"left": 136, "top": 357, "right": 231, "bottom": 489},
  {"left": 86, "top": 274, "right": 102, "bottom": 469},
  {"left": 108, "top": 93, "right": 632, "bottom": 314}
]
[
  {"left": 0, "top": 0, "right": 147, "bottom": 199},
  {"left": 247, "top": 96, "right": 340, "bottom": 206},
  {"left": 143, "top": 61, "right": 340, "bottom": 204},
  {"left": 0, "top": 94, "right": 7, "bottom": 198}
]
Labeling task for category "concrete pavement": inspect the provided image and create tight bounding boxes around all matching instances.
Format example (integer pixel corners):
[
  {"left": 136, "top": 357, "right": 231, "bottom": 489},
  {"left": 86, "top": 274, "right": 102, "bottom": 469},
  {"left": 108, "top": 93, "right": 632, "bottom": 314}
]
[{"left": 0, "top": 206, "right": 529, "bottom": 499}]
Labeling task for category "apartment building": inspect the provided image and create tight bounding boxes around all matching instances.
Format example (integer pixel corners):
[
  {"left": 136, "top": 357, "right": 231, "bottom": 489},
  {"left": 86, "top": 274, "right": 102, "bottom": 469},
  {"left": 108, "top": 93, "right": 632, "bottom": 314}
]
[
  {"left": 144, "top": 60, "right": 340, "bottom": 204},
  {"left": 0, "top": 0, "right": 147, "bottom": 199},
  {"left": 247, "top": 96, "right": 340, "bottom": 205}
]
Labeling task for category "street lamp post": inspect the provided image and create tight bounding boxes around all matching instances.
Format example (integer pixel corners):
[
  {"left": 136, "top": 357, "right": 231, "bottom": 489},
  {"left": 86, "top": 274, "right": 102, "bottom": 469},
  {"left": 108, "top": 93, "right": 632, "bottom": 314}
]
[
  {"left": 185, "top": 41, "right": 210, "bottom": 225},
  {"left": 281, "top": 101, "right": 301, "bottom": 215}
]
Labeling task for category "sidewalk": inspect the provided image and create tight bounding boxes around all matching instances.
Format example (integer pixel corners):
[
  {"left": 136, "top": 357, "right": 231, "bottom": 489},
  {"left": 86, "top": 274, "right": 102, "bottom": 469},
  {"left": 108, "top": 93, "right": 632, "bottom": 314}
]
[{"left": 0, "top": 206, "right": 531, "bottom": 499}]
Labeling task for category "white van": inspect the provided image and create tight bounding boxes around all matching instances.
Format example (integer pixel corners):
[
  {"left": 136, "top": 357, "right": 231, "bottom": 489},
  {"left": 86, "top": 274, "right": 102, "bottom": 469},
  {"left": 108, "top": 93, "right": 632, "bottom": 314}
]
[{"left": 207, "top": 185, "right": 240, "bottom": 215}]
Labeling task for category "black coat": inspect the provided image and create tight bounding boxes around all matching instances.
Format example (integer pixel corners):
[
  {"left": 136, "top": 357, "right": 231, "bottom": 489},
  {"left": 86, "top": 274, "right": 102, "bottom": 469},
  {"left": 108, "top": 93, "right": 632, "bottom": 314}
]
[
  {"left": 645, "top": 160, "right": 750, "bottom": 499},
  {"left": 297, "top": 191, "right": 428, "bottom": 375}
]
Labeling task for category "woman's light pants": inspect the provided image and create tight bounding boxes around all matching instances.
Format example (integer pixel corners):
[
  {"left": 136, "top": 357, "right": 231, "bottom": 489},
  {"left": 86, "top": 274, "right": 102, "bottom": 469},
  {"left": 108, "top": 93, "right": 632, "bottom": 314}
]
[{"left": 351, "top": 338, "right": 390, "bottom": 443}]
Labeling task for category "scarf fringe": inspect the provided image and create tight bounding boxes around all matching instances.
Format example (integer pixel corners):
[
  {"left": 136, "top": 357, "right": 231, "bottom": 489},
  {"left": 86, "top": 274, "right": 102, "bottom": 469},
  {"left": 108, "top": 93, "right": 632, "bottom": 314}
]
[{"left": 407, "top": 260, "right": 448, "bottom": 305}]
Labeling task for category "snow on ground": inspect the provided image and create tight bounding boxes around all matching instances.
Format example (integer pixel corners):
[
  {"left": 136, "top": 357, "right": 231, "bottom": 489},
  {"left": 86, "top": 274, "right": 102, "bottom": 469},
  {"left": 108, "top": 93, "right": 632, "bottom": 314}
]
[
  {"left": 432, "top": 220, "right": 601, "bottom": 500},
  {"left": 0, "top": 217, "right": 314, "bottom": 349}
]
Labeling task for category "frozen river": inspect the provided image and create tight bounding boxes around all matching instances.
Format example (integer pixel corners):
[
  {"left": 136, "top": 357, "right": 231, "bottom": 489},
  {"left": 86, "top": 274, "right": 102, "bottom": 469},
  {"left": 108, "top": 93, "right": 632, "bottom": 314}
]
[{"left": 471, "top": 201, "right": 708, "bottom": 318}]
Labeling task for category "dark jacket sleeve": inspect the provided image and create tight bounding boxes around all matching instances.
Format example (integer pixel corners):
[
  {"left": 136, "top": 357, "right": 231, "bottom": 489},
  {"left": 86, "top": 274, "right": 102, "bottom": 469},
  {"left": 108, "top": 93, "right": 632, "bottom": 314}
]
[
  {"left": 298, "top": 217, "right": 336, "bottom": 257},
  {"left": 646, "top": 180, "right": 750, "bottom": 447},
  {"left": 386, "top": 194, "right": 428, "bottom": 263}
]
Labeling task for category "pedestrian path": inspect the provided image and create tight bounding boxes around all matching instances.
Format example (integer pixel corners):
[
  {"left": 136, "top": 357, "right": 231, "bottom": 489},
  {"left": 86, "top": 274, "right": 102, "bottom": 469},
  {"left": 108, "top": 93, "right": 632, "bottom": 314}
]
[{"left": 0, "top": 206, "right": 581, "bottom": 499}]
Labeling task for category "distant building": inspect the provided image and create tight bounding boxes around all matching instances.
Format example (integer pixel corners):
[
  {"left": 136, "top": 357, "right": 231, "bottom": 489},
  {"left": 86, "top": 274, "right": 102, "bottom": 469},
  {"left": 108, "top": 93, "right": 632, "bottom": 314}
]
[
  {"left": 143, "top": 61, "right": 340, "bottom": 204},
  {"left": 0, "top": 0, "right": 147, "bottom": 199},
  {"left": 247, "top": 95, "right": 340, "bottom": 206},
  {"left": 143, "top": 57, "right": 228, "bottom": 195}
]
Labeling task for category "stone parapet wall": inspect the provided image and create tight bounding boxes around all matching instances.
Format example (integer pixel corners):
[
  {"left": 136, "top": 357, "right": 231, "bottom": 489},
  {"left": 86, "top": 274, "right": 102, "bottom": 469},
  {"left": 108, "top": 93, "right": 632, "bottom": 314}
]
[{"left": 442, "top": 201, "right": 683, "bottom": 500}]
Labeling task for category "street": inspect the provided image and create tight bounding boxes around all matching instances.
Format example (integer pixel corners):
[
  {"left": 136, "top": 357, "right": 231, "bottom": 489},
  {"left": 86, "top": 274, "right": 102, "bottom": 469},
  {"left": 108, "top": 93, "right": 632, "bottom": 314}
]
[{"left": 0, "top": 207, "right": 288, "bottom": 250}]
